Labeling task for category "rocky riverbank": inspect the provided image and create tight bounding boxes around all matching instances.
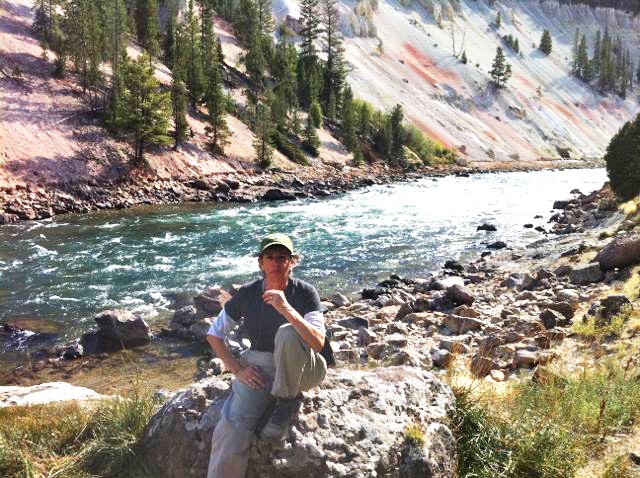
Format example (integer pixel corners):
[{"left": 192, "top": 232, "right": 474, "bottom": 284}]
[{"left": 0, "top": 158, "right": 603, "bottom": 225}]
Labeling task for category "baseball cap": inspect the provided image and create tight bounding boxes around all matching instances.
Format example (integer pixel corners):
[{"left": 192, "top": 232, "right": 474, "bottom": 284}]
[{"left": 259, "top": 233, "right": 295, "bottom": 255}]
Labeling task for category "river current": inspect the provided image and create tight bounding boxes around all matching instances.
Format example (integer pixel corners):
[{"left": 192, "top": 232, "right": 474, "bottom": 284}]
[{"left": 0, "top": 168, "right": 607, "bottom": 339}]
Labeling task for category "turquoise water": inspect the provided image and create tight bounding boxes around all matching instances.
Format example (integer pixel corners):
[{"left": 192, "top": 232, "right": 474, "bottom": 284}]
[{"left": 0, "top": 168, "right": 607, "bottom": 339}]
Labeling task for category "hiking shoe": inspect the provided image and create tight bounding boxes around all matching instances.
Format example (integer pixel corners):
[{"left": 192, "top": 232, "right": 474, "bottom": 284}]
[{"left": 260, "top": 395, "right": 302, "bottom": 441}]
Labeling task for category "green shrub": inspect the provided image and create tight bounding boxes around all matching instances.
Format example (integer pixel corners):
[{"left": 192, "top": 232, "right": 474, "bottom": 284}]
[
  {"left": 605, "top": 113, "right": 640, "bottom": 201},
  {"left": 404, "top": 423, "right": 425, "bottom": 446},
  {"left": 404, "top": 124, "right": 456, "bottom": 165},
  {"left": 270, "top": 129, "right": 308, "bottom": 165}
]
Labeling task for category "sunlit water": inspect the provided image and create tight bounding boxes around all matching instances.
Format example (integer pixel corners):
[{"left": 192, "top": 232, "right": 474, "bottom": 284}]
[{"left": 0, "top": 168, "right": 607, "bottom": 340}]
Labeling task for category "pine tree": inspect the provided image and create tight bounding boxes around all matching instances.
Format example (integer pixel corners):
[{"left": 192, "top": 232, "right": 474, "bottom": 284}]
[
  {"left": 120, "top": 53, "right": 172, "bottom": 164},
  {"left": 389, "top": 104, "right": 404, "bottom": 163},
  {"left": 254, "top": 101, "right": 273, "bottom": 167},
  {"left": 105, "top": 0, "right": 128, "bottom": 127},
  {"left": 357, "top": 101, "right": 371, "bottom": 139},
  {"left": 163, "top": 2, "right": 177, "bottom": 68},
  {"left": 298, "top": 0, "right": 322, "bottom": 108},
  {"left": 340, "top": 85, "right": 356, "bottom": 152},
  {"left": 461, "top": 50, "right": 467, "bottom": 64},
  {"left": 576, "top": 34, "right": 589, "bottom": 80},
  {"left": 171, "top": 72, "right": 188, "bottom": 150},
  {"left": 243, "top": 29, "right": 266, "bottom": 108},
  {"left": 203, "top": 33, "right": 230, "bottom": 153},
  {"left": 303, "top": 112, "right": 320, "bottom": 156},
  {"left": 134, "top": 0, "right": 161, "bottom": 60},
  {"left": 495, "top": 10, "right": 501, "bottom": 28},
  {"left": 572, "top": 28, "right": 580, "bottom": 73},
  {"left": 604, "top": 113, "right": 640, "bottom": 201},
  {"left": 374, "top": 115, "right": 392, "bottom": 159},
  {"left": 309, "top": 100, "right": 322, "bottom": 128},
  {"left": 184, "top": 0, "right": 204, "bottom": 107},
  {"left": 321, "top": 0, "right": 347, "bottom": 119},
  {"left": 489, "top": 46, "right": 511, "bottom": 88},
  {"left": 272, "top": 27, "right": 298, "bottom": 124},
  {"left": 539, "top": 29, "right": 552, "bottom": 56},
  {"left": 592, "top": 30, "right": 601, "bottom": 76}
]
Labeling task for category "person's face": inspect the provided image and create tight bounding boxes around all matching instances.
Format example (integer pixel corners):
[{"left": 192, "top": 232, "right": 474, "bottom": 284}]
[{"left": 258, "top": 245, "right": 294, "bottom": 278}]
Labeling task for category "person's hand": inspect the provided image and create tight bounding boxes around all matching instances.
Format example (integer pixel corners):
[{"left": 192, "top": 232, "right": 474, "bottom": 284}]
[
  {"left": 262, "top": 289, "right": 290, "bottom": 314},
  {"left": 235, "top": 364, "right": 267, "bottom": 390}
]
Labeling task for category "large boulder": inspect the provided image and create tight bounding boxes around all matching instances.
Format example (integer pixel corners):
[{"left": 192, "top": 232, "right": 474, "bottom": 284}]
[
  {"left": 81, "top": 309, "right": 152, "bottom": 353},
  {"left": 445, "top": 284, "right": 475, "bottom": 306},
  {"left": 569, "top": 263, "right": 604, "bottom": 286},
  {"left": 0, "top": 382, "right": 105, "bottom": 407},
  {"left": 140, "top": 367, "right": 456, "bottom": 478},
  {"left": 595, "top": 235, "right": 640, "bottom": 271}
]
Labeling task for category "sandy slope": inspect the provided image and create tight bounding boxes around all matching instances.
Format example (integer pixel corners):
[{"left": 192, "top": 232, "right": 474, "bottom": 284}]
[
  {"left": 273, "top": 0, "right": 640, "bottom": 162},
  {"left": 0, "top": 0, "right": 352, "bottom": 189}
]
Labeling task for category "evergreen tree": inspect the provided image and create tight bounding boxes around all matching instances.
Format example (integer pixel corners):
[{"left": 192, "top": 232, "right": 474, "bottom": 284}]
[
  {"left": 204, "top": 35, "right": 230, "bottom": 153},
  {"left": 254, "top": 101, "right": 273, "bottom": 167},
  {"left": 461, "top": 50, "right": 467, "bottom": 64},
  {"left": 389, "top": 104, "right": 404, "bottom": 163},
  {"left": 134, "top": 0, "right": 161, "bottom": 60},
  {"left": 298, "top": 0, "right": 322, "bottom": 108},
  {"left": 576, "top": 34, "right": 589, "bottom": 80},
  {"left": 592, "top": 29, "right": 601, "bottom": 76},
  {"left": 572, "top": 28, "right": 580, "bottom": 73},
  {"left": 357, "top": 101, "right": 371, "bottom": 138},
  {"left": 184, "top": 0, "right": 204, "bottom": 107},
  {"left": 105, "top": 0, "right": 128, "bottom": 126},
  {"left": 243, "top": 29, "right": 266, "bottom": 108},
  {"left": 539, "top": 29, "right": 552, "bottom": 56},
  {"left": 604, "top": 113, "right": 640, "bottom": 201},
  {"left": 120, "top": 53, "right": 172, "bottom": 164},
  {"left": 321, "top": 0, "right": 347, "bottom": 119},
  {"left": 340, "top": 85, "right": 356, "bottom": 152},
  {"left": 374, "top": 115, "right": 392, "bottom": 159},
  {"left": 163, "top": 2, "right": 177, "bottom": 69},
  {"left": 309, "top": 100, "right": 322, "bottom": 128},
  {"left": 302, "top": 112, "right": 320, "bottom": 156},
  {"left": 235, "top": 0, "right": 258, "bottom": 46},
  {"left": 495, "top": 10, "right": 501, "bottom": 28},
  {"left": 272, "top": 26, "right": 298, "bottom": 127},
  {"left": 171, "top": 72, "right": 188, "bottom": 150},
  {"left": 489, "top": 46, "right": 511, "bottom": 88}
]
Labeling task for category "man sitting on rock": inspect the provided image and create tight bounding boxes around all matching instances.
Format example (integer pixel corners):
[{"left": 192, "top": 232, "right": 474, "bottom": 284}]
[{"left": 206, "top": 233, "right": 327, "bottom": 478}]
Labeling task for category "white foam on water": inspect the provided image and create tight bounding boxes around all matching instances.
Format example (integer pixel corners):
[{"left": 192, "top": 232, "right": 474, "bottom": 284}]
[
  {"left": 49, "top": 295, "right": 81, "bottom": 302},
  {"left": 151, "top": 232, "right": 180, "bottom": 244},
  {"left": 105, "top": 264, "right": 134, "bottom": 272},
  {"left": 108, "top": 237, "right": 122, "bottom": 244},
  {"left": 97, "top": 223, "right": 121, "bottom": 229},
  {"left": 32, "top": 244, "right": 58, "bottom": 258}
]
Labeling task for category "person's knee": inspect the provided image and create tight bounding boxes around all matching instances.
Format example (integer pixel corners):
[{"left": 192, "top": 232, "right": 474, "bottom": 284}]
[{"left": 274, "top": 324, "right": 302, "bottom": 348}]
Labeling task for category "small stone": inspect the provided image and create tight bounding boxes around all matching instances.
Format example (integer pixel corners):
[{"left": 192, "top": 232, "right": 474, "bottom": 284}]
[
  {"left": 442, "top": 315, "right": 483, "bottom": 334},
  {"left": 431, "top": 349, "right": 451, "bottom": 367},
  {"left": 489, "top": 370, "right": 505, "bottom": 382},
  {"left": 330, "top": 293, "right": 350, "bottom": 308},
  {"left": 470, "top": 355, "right": 495, "bottom": 377},
  {"left": 446, "top": 284, "right": 475, "bottom": 306}
]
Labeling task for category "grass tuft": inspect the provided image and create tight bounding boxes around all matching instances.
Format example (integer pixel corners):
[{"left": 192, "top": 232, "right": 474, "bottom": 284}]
[
  {"left": 0, "top": 389, "right": 160, "bottom": 478},
  {"left": 404, "top": 423, "right": 425, "bottom": 447},
  {"left": 451, "top": 358, "right": 640, "bottom": 478}
]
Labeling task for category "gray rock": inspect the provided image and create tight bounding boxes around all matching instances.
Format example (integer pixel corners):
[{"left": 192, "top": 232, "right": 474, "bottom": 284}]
[
  {"left": 569, "top": 263, "right": 603, "bottom": 285},
  {"left": 487, "top": 241, "right": 507, "bottom": 250},
  {"left": 595, "top": 235, "right": 640, "bottom": 271},
  {"left": 60, "top": 341, "right": 83, "bottom": 360},
  {"left": 452, "top": 305, "right": 480, "bottom": 318},
  {"left": 0, "top": 382, "right": 105, "bottom": 407},
  {"left": 446, "top": 284, "right": 475, "bottom": 306},
  {"left": 556, "top": 289, "right": 579, "bottom": 304},
  {"left": 81, "top": 309, "right": 151, "bottom": 353},
  {"left": 386, "top": 333, "right": 409, "bottom": 348},
  {"left": 337, "top": 317, "right": 369, "bottom": 330},
  {"left": 431, "top": 349, "right": 452, "bottom": 368},
  {"left": 442, "top": 315, "right": 483, "bottom": 334},
  {"left": 357, "top": 327, "right": 377, "bottom": 347},
  {"left": 503, "top": 272, "right": 535, "bottom": 291},
  {"left": 330, "top": 293, "right": 350, "bottom": 307},
  {"left": 512, "top": 350, "right": 555, "bottom": 369},
  {"left": 430, "top": 276, "right": 464, "bottom": 291},
  {"left": 172, "top": 305, "right": 198, "bottom": 327},
  {"left": 189, "top": 318, "right": 213, "bottom": 342},
  {"left": 140, "top": 367, "right": 456, "bottom": 478},
  {"left": 194, "top": 288, "right": 232, "bottom": 318},
  {"left": 539, "top": 309, "right": 564, "bottom": 329}
]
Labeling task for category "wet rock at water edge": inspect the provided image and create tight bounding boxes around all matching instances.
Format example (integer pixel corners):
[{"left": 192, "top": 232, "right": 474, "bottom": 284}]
[
  {"left": 443, "top": 260, "right": 464, "bottom": 272},
  {"left": 477, "top": 223, "right": 497, "bottom": 232},
  {"left": 486, "top": 241, "right": 507, "bottom": 250},
  {"left": 80, "top": 309, "right": 152, "bottom": 354},
  {"left": 194, "top": 288, "right": 232, "bottom": 318}
]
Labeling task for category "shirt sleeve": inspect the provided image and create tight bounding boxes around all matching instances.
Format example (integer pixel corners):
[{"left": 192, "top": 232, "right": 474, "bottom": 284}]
[
  {"left": 303, "top": 310, "right": 325, "bottom": 336},
  {"left": 206, "top": 308, "right": 238, "bottom": 339},
  {"left": 302, "top": 284, "right": 325, "bottom": 336}
]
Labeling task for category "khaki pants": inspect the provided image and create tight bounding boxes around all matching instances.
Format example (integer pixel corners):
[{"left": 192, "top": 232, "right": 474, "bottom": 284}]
[{"left": 207, "top": 324, "right": 326, "bottom": 478}]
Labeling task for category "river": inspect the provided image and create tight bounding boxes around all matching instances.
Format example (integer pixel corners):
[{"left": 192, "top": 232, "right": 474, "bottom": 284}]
[{"left": 0, "top": 168, "right": 607, "bottom": 342}]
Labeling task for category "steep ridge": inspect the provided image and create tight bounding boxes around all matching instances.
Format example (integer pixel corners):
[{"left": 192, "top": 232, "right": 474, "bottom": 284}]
[
  {"left": 271, "top": 0, "right": 640, "bottom": 162},
  {"left": 1, "top": 0, "right": 639, "bottom": 193}
]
